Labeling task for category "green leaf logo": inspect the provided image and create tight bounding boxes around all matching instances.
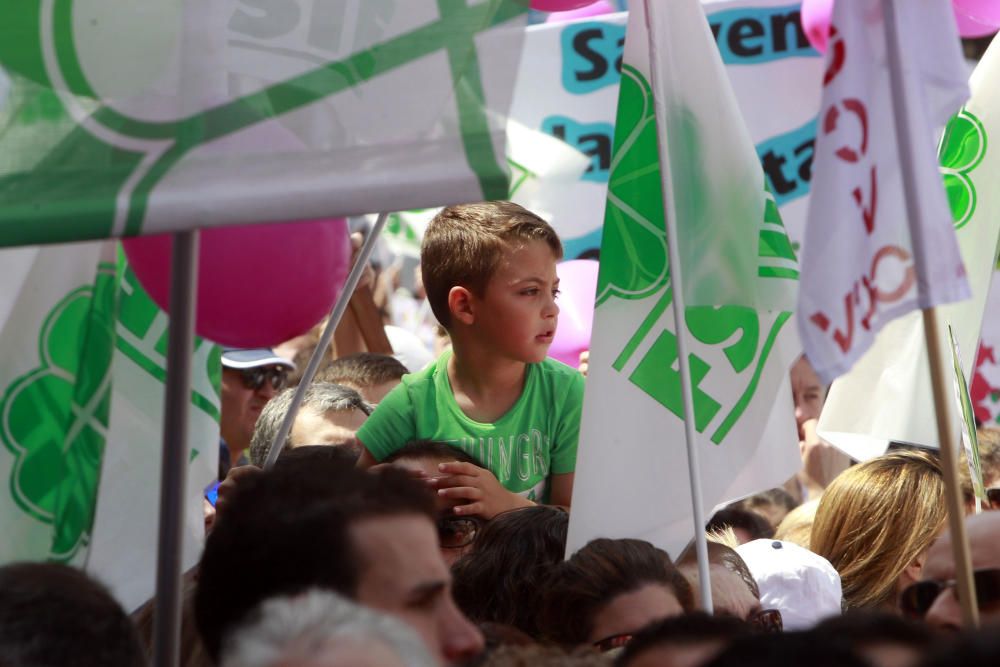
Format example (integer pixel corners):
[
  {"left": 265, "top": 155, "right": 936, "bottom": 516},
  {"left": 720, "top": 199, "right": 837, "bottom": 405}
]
[
  {"left": 940, "top": 108, "right": 987, "bottom": 230},
  {"left": 597, "top": 64, "right": 670, "bottom": 306},
  {"left": 0, "top": 264, "right": 116, "bottom": 561}
]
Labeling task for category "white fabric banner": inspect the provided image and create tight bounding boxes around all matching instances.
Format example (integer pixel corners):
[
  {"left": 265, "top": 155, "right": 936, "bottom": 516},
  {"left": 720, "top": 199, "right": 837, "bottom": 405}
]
[
  {"left": 567, "top": 0, "right": 800, "bottom": 558},
  {"left": 820, "top": 35, "right": 1000, "bottom": 459},
  {"left": 797, "top": 0, "right": 970, "bottom": 384},
  {"left": 0, "top": 242, "right": 218, "bottom": 610},
  {"left": 0, "top": 2, "right": 529, "bottom": 247}
]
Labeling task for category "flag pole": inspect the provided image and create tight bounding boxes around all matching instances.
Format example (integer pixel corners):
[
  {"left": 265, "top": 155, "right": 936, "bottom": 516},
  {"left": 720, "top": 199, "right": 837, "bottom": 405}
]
[
  {"left": 881, "top": 0, "right": 978, "bottom": 627},
  {"left": 262, "top": 212, "right": 390, "bottom": 469},
  {"left": 151, "top": 230, "right": 199, "bottom": 667},
  {"left": 642, "top": 0, "right": 713, "bottom": 613}
]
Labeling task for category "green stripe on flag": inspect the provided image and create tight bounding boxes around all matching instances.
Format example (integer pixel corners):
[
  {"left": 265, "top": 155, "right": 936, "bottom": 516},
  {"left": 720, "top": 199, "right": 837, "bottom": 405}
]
[
  {"left": 758, "top": 230, "right": 797, "bottom": 261},
  {"left": 759, "top": 266, "right": 800, "bottom": 280}
]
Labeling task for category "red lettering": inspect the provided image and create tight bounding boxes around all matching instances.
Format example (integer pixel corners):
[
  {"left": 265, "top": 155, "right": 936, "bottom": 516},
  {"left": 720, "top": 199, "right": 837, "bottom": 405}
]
[
  {"left": 823, "top": 26, "right": 845, "bottom": 86},
  {"left": 823, "top": 98, "right": 869, "bottom": 163},
  {"left": 810, "top": 245, "right": 916, "bottom": 356},
  {"left": 870, "top": 245, "right": 916, "bottom": 303},
  {"left": 851, "top": 166, "right": 878, "bottom": 234}
]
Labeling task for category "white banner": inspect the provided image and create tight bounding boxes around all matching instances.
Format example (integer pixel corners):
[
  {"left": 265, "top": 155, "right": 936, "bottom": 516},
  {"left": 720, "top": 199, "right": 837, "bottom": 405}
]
[
  {"left": 567, "top": 0, "right": 800, "bottom": 558},
  {"left": 798, "top": 0, "right": 970, "bottom": 384},
  {"left": 0, "top": 1, "right": 529, "bottom": 247},
  {"left": 0, "top": 243, "right": 219, "bottom": 610},
  {"left": 821, "top": 35, "right": 1000, "bottom": 459}
]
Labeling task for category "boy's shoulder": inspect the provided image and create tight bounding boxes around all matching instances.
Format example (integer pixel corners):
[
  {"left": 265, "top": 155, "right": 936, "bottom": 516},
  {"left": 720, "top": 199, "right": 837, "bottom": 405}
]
[{"left": 528, "top": 358, "right": 585, "bottom": 400}]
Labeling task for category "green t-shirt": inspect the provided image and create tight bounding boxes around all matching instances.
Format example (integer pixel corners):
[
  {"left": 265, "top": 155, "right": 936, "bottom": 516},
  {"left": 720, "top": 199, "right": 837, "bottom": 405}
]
[{"left": 357, "top": 350, "right": 584, "bottom": 502}]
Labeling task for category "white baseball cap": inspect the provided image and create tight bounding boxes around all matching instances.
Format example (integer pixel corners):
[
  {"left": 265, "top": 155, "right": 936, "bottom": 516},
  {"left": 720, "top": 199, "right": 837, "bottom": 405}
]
[{"left": 736, "top": 539, "right": 843, "bottom": 631}]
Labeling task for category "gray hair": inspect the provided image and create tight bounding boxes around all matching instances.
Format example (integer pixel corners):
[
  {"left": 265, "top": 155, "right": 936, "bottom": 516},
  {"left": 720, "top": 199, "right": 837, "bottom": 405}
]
[
  {"left": 249, "top": 382, "right": 372, "bottom": 465},
  {"left": 220, "top": 590, "right": 436, "bottom": 667}
]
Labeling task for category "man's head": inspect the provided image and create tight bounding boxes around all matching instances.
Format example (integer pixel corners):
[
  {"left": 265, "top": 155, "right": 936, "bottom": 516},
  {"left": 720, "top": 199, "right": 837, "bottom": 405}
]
[
  {"left": 220, "top": 348, "right": 294, "bottom": 455},
  {"left": 383, "top": 441, "right": 486, "bottom": 566},
  {"left": 790, "top": 355, "right": 825, "bottom": 440},
  {"left": 248, "top": 382, "right": 371, "bottom": 465},
  {"left": 220, "top": 590, "right": 436, "bottom": 667},
  {"left": 677, "top": 542, "right": 765, "bottom": 624},
  {"left": 421, "top": 201, "right": 562, "bottom": 332},
  {"left": 907, "top": 511, "right": 1000, "bottom": 631},
  {"left": 195, "top": 457, "right": 483, "bottom": 665},
  {"left": 316, "top": 353, "right": 409, "bottom": 404},
  {"left": 540, "top": 538, "right": 693, "bottom": 648},
  {"left": 615, "top": 613, "right": 752, "bottom": 667},
  {"left": 0, "top": 563, "right": 146, "bottom": 667}
]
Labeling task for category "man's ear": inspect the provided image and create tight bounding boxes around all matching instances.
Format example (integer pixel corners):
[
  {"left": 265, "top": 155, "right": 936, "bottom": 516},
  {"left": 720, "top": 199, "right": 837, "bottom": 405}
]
[{"left": 448, "top": 286, "right": 476, "bottom": 326}]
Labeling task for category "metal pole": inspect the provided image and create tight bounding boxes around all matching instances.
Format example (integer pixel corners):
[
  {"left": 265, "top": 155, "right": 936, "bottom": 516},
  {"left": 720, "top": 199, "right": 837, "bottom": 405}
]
[
  {"left": 152, "top": 230, "right": 199, "bottom": 667},
  {"left": 881, "top": 0, "right": 978, "bottom": 628},
  {"left": 262, "top": 212, "right": 390, "bottom": 468},
  {"left": 642, "top": 0, "right": 712, "bottom": 612}
]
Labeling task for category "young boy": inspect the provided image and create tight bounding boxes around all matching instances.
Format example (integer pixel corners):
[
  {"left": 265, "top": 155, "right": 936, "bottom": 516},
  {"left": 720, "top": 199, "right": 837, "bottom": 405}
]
[{"left": 356, "top": 201, "right": 584, "bottom": 518}]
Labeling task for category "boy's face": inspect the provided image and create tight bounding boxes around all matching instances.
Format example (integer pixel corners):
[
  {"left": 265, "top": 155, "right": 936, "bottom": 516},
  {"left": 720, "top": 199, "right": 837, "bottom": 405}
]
[{"left": 472, "top": 239, "right": 560, "bottom": 364}]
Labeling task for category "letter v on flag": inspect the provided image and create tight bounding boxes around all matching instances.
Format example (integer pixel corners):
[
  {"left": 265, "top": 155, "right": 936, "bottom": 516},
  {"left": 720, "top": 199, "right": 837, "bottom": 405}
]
[
  {"left": 797, "top": 0, "right": 970, "bottom": 385},
  {"left": 566, "top": 0, "right": 801, "bottom": 558},
  {"left": 819, "top": 34, "right": 1000, "bottom": 461}
]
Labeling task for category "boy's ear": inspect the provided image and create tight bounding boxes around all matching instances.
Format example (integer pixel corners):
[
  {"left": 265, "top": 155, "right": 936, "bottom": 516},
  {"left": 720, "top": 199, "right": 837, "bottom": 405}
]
[{"left": 448, "top": 286, "right": 476, "bottom": 326}]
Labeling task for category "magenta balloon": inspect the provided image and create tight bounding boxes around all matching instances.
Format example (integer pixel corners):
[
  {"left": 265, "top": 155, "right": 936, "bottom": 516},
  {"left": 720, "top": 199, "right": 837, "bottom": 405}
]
[
  {"left": 545, "top": 0, "right": 615, "bottom": 22},
  {"left": 531, "top": 0, "right": 599, "bottom": 12},
  {"left": 953, "top": 0, "right": 1000, "bottom": 25},
  {"left": 123, "top": 219, "right": 351, "bottom": 348},
  {"left": 954, "top": 6, "right": 1000, "bottom": 37},
  {"left": 549, "top": 259, "right": 599, "bottom": 368},
  {"left": 801, "top": 0, "right": 834, "bottom": 54}
]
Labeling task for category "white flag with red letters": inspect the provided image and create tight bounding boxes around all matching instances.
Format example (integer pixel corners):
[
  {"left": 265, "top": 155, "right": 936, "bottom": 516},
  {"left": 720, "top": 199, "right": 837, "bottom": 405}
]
[{"left": 797, "top": 0, "right": 970, "bottom": 384}]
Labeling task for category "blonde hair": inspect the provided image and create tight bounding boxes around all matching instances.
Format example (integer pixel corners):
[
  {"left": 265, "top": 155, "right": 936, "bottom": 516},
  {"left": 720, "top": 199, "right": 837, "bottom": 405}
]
[
  {"left": 809, "top": 450, "right": 946, "bottom": 611},
  {"left": 774, "top": 499, "right": 819, "bottom": 550},
  {"left": 421, "top": 201, "right": 562, "bottom": 329}
]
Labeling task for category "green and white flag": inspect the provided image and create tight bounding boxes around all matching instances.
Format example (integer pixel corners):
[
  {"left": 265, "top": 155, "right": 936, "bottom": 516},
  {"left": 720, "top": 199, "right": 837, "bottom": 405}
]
[
  {"left": 0, "top": 1, "right": 529, "bottom": 248},
  {"left": 818, "top": 36, "right": 1000, "bottom": 461},
  {"left": 0, "top": 242, "right": 219, "bottom": 610},
  {"left": 566, "top": 0, "right": 801, "bottom": 557}
]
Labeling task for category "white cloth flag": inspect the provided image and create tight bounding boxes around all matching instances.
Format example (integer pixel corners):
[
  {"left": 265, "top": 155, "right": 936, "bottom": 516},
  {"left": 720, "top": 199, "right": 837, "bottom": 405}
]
[
  {"left": 0, "top": 1, "right": 529, "bottom": 247},
  {"left": 0, "top": 242, "right": 218, "bottom": 610},
  {"left": 567, "top": 0, "right": 800, "bottom": 558},
  {"left": 797, "top": 0, "right": 970, "bottom": 385},
  {"left": 820, "top": 35, "right": 1000, "bottom": 460}
]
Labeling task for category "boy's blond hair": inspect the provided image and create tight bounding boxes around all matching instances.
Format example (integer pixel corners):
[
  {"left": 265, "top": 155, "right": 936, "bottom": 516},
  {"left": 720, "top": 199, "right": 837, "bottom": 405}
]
[{"left": 421, "top": 201, "right": 562, "bottom": 329}]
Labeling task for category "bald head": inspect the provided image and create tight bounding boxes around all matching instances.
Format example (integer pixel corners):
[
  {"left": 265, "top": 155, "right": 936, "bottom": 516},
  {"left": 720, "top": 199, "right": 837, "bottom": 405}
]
[{"left": 919, "top": 512, "right": 1000, "bottom": 631}]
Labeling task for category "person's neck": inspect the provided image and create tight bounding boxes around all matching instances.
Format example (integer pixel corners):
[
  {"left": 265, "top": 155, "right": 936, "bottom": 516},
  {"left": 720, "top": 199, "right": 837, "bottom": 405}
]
[
  {"left": 448, "top": 338, "right": 527, "bottom": 395},
  {"left": 447, "top": 338, "right": 528, "bottom": 422},
  {"left": 221, "top": 429, "right": 249, "bottom": 463}
]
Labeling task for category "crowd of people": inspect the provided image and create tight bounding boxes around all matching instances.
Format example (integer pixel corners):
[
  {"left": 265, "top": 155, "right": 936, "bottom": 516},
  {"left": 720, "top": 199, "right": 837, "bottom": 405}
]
[{"left": 2, "top": 201, "right": 1000, "bottom": 666}]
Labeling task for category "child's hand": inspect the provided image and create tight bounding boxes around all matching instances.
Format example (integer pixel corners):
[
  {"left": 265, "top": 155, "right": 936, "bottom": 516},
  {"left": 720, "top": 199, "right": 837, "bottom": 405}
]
[{"left": 427, "top": 461, "right": 533, "bottom": 520}]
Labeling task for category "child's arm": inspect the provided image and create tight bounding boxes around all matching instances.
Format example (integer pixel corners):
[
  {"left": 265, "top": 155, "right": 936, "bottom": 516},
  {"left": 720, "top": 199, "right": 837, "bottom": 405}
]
[
  {"left": 429, "top": 461, "right": 534, "bottom": 519},
  {"left": 548, "top": 471, "right": 574, "bottom": 509}
]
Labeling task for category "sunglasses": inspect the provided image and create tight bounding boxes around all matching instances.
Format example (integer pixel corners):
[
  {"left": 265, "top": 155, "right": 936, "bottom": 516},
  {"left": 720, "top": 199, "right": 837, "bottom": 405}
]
[
  {"left": 239, "top": 366, "right": 289, "bottom": 392},
  {"left": 900, "top": 568, "right": 1000, "bottom": 618},
  {"left": 593, "top": 633, "right": 633, "bottom": 653},
  {"left": 748, "top": 608, "right": 783, "bottom": 633},
  {"left": 437, "top": 516, "right": 481, "bottom": 549}
]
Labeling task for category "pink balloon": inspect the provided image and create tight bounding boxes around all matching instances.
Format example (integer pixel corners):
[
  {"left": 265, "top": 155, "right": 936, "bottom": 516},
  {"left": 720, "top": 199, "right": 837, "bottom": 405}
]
[
  {"left": 123, "top": 219, "right": 351, "bottom": 348},
  {"left": 545, "top": 0, "right": 616, "bottom": 22},
  {"left": 549, "top": 260, "right": 599, "bottom": 368},
  {"left": 954, "top": 5, "right": 1000, "bottom": 37},
  {"left": 531, "top": 0, "right": 599, "bottom": 12},
  {"left": 953, "top": 0, "right": 1000, "bottom": 26},
  {"left": 801, "top": 0, "right": 834, "bottom": 54}
]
